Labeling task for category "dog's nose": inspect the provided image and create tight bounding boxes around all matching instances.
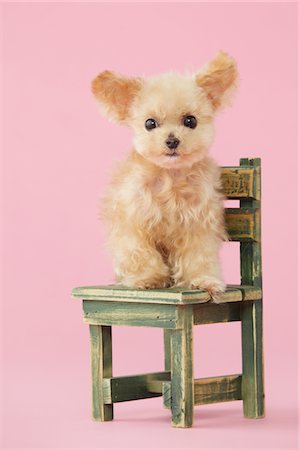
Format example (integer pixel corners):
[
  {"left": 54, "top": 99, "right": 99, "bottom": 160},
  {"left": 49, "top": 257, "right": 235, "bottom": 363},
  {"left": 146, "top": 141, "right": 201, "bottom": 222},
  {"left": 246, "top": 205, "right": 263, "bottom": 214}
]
[{"left": 165, "top": 137, "right": 180, "bottom": 149}]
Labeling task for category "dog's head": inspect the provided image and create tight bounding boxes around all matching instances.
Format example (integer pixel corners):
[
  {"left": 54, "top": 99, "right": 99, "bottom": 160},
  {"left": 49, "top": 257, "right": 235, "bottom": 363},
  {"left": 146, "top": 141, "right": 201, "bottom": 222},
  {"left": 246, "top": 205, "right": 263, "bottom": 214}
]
[{"left": 92, "top": 51, "right": 238, "bottom": 169}]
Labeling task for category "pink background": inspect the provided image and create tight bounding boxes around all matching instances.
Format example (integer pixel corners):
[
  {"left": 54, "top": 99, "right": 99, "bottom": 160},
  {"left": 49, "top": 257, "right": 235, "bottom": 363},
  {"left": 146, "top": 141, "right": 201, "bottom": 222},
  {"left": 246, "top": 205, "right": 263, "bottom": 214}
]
[{"left": 1, "top": 2, "right": 298, "bottom": 449}]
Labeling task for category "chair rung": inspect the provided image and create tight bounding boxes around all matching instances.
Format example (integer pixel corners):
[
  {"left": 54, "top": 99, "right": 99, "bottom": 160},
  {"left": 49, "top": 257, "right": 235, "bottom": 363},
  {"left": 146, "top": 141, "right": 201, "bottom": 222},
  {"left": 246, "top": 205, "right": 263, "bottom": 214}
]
[
  {"left": 103, "top": 371, "right": 171, "bottom": 404},
  {"left": 193, "top": 301, "right": 241, "bottom": 325},
  {"left": 225, "top": 208, "right": 260, "bottom": 242},
  {"left": 162, "top": 374, "right": 242, "bottom": 409}
]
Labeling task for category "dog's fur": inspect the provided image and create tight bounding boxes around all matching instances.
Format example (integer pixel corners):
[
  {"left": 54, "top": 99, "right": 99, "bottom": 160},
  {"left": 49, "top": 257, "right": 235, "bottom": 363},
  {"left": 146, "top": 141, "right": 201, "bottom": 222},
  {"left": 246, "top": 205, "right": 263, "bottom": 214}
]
[{"left": 92, "top": 51, "right": 238, "bottom": 301}]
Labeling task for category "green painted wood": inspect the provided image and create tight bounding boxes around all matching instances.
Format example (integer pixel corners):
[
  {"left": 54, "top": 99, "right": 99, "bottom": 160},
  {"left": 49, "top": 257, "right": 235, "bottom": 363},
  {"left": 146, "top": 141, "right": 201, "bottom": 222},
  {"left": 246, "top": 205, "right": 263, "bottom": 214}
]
[
  {"left": 241, "top": 300, "right": 265, "bottom": 418},
  {"left": 239, "top": 164, "right": 262, "bottom": 283},
  {"left": 163, "top": 374, "right": 242, "bottom": 408},
  {"left": 225, "top": 207, "right": 259, "bottom": 242},
  {"left": 170, "top": 306, "right": 194, "bottom": 428},
  {"left": 72, "top": 285, "right": 260, "bottom": 305},
  {"left": 193, "top": 301, "right": 241, "bottom": 325},
  {"left": 227, "top": 284, "right": 261, "bottom": 300},
  {"left": 221, "top": 166, "right": 258, "bottom": 199},
  {"left": 162, "top": 382, "right": 172, "bottom": 409},
  {"left": 83, "top": 300, "right": 177, "bottom": 328},
  {"left": 221, "top": 165, "right": 260, "bottom": 200},
  {"left": 164, "top": 330, "right": 171, "bottom": 370},
  {"left": 240, "top": 242, "right": 262, "bottom": 285},
  {"left": 102, "top": 371, "right": 171, "bottom": 403},
  {"left": 72, "top": 157, "right": 265, "bottom": 427},
  {"left": 73, "top": 285, "right": 211, "bottom": 304},
  {"left": 89, "top": 325, "right": 113, "bottom": 421},
  {"left": 240, "top": 158, "right": 265, "bottom": 419},
  {"left": 194, "top": 374, "right": 242, "bottom": 405}
]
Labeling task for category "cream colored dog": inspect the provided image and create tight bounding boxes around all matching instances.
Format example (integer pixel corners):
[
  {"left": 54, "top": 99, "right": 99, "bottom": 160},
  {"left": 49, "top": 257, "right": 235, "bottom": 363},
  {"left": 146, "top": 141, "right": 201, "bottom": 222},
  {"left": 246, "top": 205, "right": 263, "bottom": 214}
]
[{"left": 92, "top": 51, "right": 238, "bottom": 301}]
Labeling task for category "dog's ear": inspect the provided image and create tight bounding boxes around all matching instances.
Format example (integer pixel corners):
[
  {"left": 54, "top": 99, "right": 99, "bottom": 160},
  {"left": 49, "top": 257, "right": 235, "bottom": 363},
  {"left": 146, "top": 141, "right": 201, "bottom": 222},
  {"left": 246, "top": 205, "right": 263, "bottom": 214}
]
[
  {"left": 196, "top": 51, "right": 238, "bottom": 111},
  {"left": 91, "top": 71, "right": 143, "bottom": 123}
]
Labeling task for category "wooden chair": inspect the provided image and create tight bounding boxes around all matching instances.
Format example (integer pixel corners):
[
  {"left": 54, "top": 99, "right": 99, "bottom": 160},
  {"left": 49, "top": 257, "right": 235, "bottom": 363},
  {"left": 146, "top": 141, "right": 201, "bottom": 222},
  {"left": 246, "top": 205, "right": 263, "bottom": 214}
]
[{"left": 72, "top": 157, "right": 265, "bottom": 428}]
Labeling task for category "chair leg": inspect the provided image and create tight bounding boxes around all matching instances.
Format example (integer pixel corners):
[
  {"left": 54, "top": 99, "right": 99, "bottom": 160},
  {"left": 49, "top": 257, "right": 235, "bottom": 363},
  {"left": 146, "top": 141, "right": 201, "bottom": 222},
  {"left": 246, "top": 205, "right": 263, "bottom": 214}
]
[
  {"left": 164, "top": 329, "right": 171, "bottom": 371},
  {"left": 241, "top": 300, "right": 265, "bottom": 418},
  {"left": 170, "top": 306, "right": 194, "bottom": 428},
  {"left": 89, "top": 324, "right": 113, "bottom": 421}
]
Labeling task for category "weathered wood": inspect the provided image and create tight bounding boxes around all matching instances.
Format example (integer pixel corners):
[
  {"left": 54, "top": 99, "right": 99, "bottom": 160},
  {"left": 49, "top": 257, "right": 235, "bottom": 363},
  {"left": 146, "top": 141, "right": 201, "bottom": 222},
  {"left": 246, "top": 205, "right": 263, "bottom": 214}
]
[
  {"left": 73, "top": 285, "right": 260, "bottom": 305},
  {"left": 72, "top": 157, "right": 265, "bottom": 428},
  {"left": 227, "top": 284, "right": 261, "bottom": 301},
  {"left": 240, "top": 242, "right": 262, "bottom": 285},
  {"left": 241, "top": 300, "right": 265, "bottom": 418},
  {"left": 164, "top": 329, "right": 171, "bottom": 370},
  {"left": 73, "top": 285, "right": 211, "bottom": 304},
  {"left": 240, "top": 159, "right": 262, "bottom": 286},
  {"left": 83, "top": 300, "right": 177, "bottom": 328},
  {"left": 163, "top": 374, "right": 242, "bottom": 408},
  {"left": 193, "top": 301, "right": 241, "bottom": 325},
  {"left": 170, "top": 306, "right": 194, "bottom": 428},
  {"left": 162, "top": 381, "right": 172, "bottom": 409},
  {"left": 240, "top": 158, "right": 264, "bottom": 419},
  {"left": 194, "top": 374, "right": 242, "bottom": 405},
  {"left": 102, "top": 371, "right": 171, "bottom": 403},
  {"left": 89, "top": 325, "right": 113, "bottom": 421},
  {"left": 225, "top": 207, "right": 260, "bottom": 242},
  {"left": 221, "top": 167, "right": 259, "bottom": 199}
]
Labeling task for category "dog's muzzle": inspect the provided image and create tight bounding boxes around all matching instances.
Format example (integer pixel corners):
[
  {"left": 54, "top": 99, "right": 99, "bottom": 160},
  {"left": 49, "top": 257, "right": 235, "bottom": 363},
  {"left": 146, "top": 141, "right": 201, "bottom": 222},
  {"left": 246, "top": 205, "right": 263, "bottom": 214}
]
[{"left": 165, "top": 150, "right": 179, "bottom": 158}]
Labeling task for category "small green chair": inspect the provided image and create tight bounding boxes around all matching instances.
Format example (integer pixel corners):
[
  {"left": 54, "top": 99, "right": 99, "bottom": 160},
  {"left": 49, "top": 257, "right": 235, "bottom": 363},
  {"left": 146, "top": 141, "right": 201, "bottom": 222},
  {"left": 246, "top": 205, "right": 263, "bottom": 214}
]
[{"left": 72, "top": 157, "right": 265, "bottom": 428}]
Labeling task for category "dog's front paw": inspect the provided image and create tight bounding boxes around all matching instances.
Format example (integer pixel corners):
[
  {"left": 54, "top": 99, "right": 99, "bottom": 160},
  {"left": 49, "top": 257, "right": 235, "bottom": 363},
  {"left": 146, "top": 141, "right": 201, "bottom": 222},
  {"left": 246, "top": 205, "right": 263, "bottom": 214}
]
[
  {"left": 136, "top": 279, "right": 171, "bottom": 289},
  {"left": 126, "top": 274, "right": 172, "bottom": 290},
  {"left": 189, "top": 276, "right": 226, "bottom": 302}
]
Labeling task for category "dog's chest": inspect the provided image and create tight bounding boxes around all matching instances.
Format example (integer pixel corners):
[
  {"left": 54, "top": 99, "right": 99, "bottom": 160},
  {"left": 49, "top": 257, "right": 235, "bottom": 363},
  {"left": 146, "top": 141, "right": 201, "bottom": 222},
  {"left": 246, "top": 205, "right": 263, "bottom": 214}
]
[{"left": 148, "top": 173, "right": 203, "bottom": 222}]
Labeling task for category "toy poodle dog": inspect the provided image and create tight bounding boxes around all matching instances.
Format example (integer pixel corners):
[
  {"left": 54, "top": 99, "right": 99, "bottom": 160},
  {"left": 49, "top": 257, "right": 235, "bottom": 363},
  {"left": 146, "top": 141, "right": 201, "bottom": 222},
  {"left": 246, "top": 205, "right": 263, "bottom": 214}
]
[{"left": 91, "top": 51, "right": 238, "bottom": 301}]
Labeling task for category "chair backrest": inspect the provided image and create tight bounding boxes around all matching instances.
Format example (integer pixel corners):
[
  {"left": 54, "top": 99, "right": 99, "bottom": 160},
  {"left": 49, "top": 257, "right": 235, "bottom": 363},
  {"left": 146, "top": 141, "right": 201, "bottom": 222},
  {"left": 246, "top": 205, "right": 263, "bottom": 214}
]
[{"left": 221, "top": 158, "right": 262, "bottom": 289}]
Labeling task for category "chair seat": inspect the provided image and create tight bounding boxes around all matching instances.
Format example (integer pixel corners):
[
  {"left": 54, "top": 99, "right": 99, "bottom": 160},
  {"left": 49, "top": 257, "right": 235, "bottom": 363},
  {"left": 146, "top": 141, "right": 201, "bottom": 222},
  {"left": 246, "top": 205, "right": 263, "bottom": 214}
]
[{"left": 72, "top": 284, "right": 261, "bottom": 305}]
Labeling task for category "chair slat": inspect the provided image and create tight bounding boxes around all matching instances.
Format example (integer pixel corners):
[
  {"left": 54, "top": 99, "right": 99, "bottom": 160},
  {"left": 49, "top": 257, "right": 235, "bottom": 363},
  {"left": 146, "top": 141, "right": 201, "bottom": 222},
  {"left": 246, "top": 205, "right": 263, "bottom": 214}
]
[
  {"left": 221, "top": 166, "right": 260, "bottom": 200},
  {"left": 225, "top": 207, "right": 260, "bottom": 242}
]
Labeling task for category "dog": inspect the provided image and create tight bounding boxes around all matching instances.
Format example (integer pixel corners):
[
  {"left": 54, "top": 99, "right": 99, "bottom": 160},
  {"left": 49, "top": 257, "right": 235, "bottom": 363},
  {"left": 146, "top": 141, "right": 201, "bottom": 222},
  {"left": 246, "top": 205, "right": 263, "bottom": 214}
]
[{"left": 91, "top": 51, "right": 238, "bottom": 301}]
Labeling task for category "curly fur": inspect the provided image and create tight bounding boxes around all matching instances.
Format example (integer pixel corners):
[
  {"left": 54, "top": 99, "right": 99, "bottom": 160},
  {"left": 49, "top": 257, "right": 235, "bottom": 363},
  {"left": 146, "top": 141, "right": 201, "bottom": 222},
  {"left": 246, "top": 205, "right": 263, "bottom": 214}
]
[{"left": 92, "top": 51, "right": 238, "bottom": 301}]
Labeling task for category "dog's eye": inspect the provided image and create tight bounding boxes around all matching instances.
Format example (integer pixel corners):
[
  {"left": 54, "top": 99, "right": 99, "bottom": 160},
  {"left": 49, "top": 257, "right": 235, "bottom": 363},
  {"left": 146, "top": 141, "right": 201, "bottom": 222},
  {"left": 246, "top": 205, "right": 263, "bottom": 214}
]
[
  {"left": 145, "top": 118, "right": 158, "bottom": 131},
  {"left": 183, "top": 115, "right": 197, "bottom": 129}
]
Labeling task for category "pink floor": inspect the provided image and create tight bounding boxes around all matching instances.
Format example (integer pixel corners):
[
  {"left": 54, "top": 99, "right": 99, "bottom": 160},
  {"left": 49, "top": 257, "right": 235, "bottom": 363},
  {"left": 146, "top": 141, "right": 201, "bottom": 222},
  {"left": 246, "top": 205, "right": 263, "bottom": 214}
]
[
  {"left": 2, "top": 324, "right": 298, "bottom": 449},
  {"left": 2, "top": 371, "right": 298, "bottom": 449}
]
